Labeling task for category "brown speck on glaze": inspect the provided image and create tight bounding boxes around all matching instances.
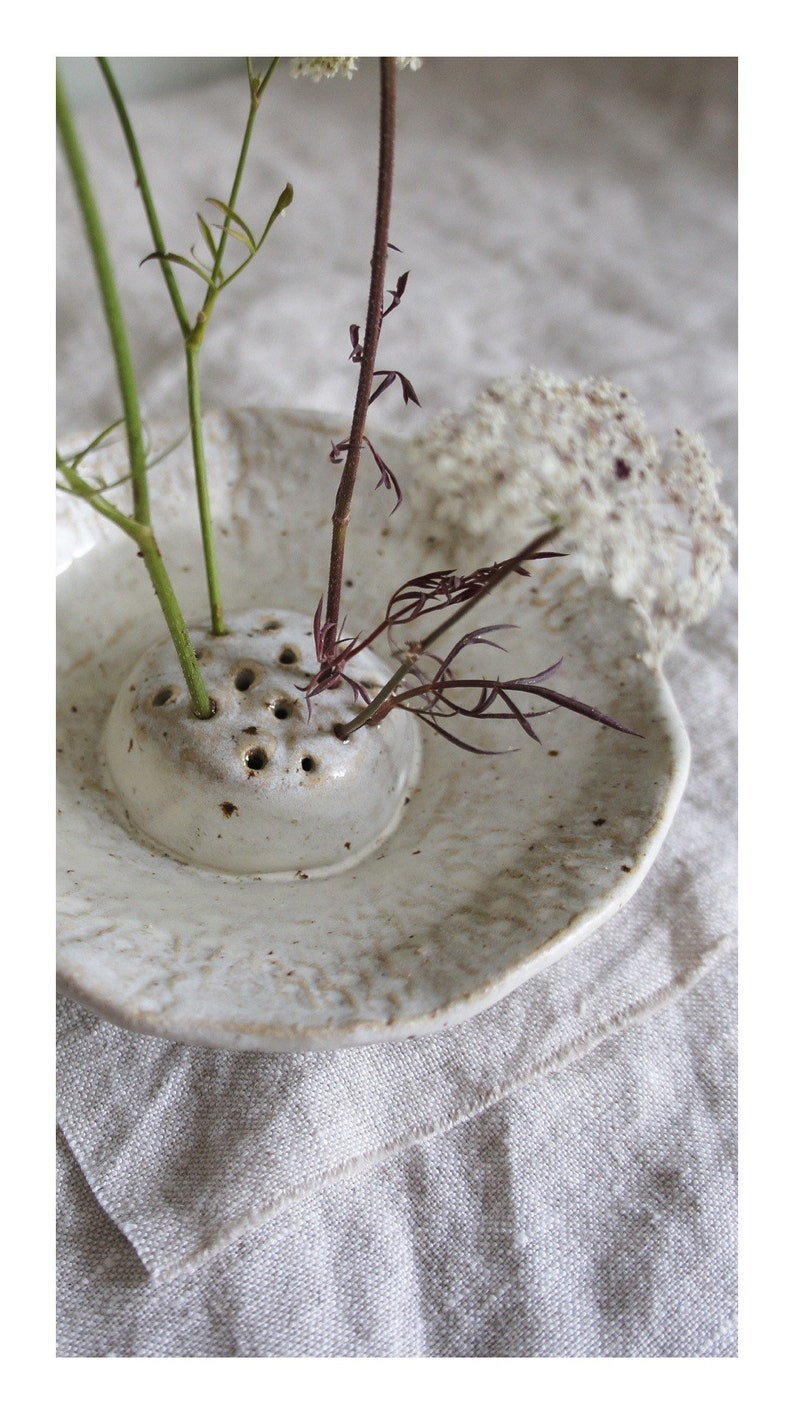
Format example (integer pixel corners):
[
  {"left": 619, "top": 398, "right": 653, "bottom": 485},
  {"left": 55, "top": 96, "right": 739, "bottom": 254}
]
[
  {"left": 593, "top": 818, "right": 606, "bottom": 826},
  {"left": 220, "top": 802, "right": 238, "bottom": 818}
]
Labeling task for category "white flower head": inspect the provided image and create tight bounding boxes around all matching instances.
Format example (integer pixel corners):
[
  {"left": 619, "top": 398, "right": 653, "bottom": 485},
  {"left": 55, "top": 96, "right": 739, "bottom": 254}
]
[
  {"left": 408, "top": 372, "right": 735, "bottom": 661},
  {"left": 291, "top": 57, "right": 359, "bottom": 81},
  {"left": 291, "top": 57, "right": 421, "bottom": 80}
]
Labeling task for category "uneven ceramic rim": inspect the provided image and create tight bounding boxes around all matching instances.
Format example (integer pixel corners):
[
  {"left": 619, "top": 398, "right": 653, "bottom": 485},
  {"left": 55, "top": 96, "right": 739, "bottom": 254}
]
[{"left": 57, "top": 408, "right": 691, "bottom": 1051}]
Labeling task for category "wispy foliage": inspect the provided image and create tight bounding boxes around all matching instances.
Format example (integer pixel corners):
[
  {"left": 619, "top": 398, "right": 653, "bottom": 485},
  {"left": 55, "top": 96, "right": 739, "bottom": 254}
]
[
  {"left": 141, "top": 184, "right": 293, "bottom": 300},
  {"left": 307, "top": 530, "right": 637, "bottom": 749}
]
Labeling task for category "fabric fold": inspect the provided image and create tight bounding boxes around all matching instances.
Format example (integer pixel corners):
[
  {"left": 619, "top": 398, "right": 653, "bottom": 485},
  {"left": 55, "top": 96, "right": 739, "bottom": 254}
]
[{"left": 58, "top": 884, "right": 735, "bottom": 1282}]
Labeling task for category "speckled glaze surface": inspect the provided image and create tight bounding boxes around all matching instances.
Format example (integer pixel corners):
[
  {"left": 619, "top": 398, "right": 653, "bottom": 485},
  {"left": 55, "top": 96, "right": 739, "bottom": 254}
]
[
  {"left": 57, "top": 408, "right": 690, "bottom": 1051},
  {"left": 103, "top": 608, "right": 420, "bottom": 876}
]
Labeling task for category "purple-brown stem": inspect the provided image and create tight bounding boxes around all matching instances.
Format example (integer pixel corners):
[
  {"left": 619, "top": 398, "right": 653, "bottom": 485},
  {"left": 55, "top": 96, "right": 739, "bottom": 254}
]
[{"left": 324, "top": 57, "right": 397, "bottom": 645}]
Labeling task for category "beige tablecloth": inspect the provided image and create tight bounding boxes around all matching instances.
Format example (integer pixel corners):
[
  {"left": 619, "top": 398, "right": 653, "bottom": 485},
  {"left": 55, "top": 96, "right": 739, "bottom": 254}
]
[{"left": 56, "top": 57, "right": 737, "bottom": 1357}]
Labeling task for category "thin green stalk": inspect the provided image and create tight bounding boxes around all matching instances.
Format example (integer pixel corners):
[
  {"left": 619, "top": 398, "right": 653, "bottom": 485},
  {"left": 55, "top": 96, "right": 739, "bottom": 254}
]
[
  {"left": 57, "top": 451, "right": 141, "bottom": 537},
  {"left": 57, "top": 70, "right": 213, "bottom": 718},
  {"left": 185, "top": 342, "right": 226, "bottom": 634},
  {"left": 186, "top": 57, "right": 278, "bottom": 634},
  {"left": 96, "top": 57, "right": 280, "bottom": 637},
  {"left": 97, "top": 56, "right": 223, "bottom": 631},
  {"left": 208, "top": 58, "right": 279, "bottom": 290},
  {"left": 137, "top": 529, "right": 214, "bottom": 716},
  {"left": 56, "top": 69, "right": 150, "bottom": 526},
  {"left": 56, "top": 453, "right": 213, "bottom": 718},
  {"left": 97, "top": 57, "right": 191, "bottom": 339}
]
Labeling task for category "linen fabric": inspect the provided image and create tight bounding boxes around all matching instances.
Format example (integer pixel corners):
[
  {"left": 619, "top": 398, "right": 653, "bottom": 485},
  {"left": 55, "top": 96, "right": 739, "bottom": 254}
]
[{"left": 56, "top": 57, "right": 737, "bottom": 1357}]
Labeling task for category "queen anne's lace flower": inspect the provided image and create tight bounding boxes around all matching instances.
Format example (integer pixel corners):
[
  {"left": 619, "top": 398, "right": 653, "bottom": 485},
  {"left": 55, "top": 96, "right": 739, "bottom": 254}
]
[
  {"left": 408, "top": 372, "right": 735, "bottom": 661},
  {"left": 291, "top": 57, "right": 421, "bottom": 80},
  {"left": 291, "top": 58, "right": 359, "bottom": 81}
]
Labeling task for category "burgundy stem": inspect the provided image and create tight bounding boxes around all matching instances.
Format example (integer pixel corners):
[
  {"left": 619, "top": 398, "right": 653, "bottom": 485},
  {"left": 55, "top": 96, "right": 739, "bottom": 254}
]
[{"left": 324, "top": 57, "right": 397, "bottom": 645}]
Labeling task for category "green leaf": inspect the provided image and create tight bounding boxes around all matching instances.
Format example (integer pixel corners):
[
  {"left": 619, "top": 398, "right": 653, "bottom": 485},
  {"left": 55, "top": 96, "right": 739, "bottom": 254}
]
[
  {"left": 218, "top": 225, "right": 256, "bottom": 253},
  {"left": 141, "top": 250, "right": 216, "bottom": 288},
  {"left": 205, "top": 197, "right": 256, "bottom": 249},
  {"left": 258, "top": 182, "right": 294, "bottom": 246},
  {"left": 189, "top": 245, "right": 216, "bottom": 273},
  {"left": 64, "top": 417, "right": 126, "bottom": 470},
  {"left": 196, "top": 213, "right": 218, "bottom": 260}
]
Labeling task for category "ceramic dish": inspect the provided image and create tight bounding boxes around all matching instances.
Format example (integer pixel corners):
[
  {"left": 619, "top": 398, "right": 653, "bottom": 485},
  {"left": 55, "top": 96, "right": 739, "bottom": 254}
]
[{"left": 57, "top": 408, "right": 689, "bottom": 1051}]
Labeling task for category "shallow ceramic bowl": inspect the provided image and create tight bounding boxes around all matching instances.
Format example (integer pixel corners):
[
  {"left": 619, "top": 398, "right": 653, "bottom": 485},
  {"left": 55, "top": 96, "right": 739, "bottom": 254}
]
[{"left": 57, "top": 408, "right": 689, "bottom": 1051}]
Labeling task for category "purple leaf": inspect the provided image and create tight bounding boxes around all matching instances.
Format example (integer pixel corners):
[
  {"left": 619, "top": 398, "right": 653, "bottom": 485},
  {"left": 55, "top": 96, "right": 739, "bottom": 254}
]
[
  {"left": 368, "top": 371, "right": 397, "bottom": 405},
  {"left": 409, "top": 711, "right": 519, "bottom": 755},
  {"left": 363, "top": 437, "right": 403, "bottom": 512},
  {"left": 349, "top": 325, "right": 363, "bottom": 362},
  {"left": 382, "top": 270, "right": 409, "bottom": 317}
]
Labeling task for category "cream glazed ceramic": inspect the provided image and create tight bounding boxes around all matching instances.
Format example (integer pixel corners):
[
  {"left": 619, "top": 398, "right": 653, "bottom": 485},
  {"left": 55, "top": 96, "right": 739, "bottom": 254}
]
[
  {"left": 103, "top": 608, "right": 420, "bottom": 876},
  {"left": 57, "top": 408, "right": 690, "bottom": 1051}
]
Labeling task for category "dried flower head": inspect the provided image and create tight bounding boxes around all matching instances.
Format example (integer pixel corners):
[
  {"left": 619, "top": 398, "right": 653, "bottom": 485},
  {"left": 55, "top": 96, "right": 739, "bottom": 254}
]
[{"left": 408, "top": 372, "right": 735, "bottom": 661}]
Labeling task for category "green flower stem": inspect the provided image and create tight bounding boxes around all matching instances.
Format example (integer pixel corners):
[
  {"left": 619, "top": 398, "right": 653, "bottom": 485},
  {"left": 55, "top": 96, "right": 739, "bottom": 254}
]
[
  {"left": 185, "top": 340, "right": 226, "bottom": 635},
  {"left": 56, "top": 69, "right": 150, "bottom": 527},
  {"left": 57, "top": 70, "right": 213, "bottom": 719},
  {"left": 97, "top": 56, "right": 224, "bottom": 632},
  {"left": 96, "top": 58, "right": 280, "bottom": 637},
  {"left": 56, "top": 453, "right": 141, "bottom": 538},
  {"left": 184, "top": 58, "right": 278, "bottom": 636},
  {"left": 208, "top": 58, "right": 279, "bottom": 291},
  {"left": 57, "top": 455, "right": 213, "bottom": 718},
  {"left": 97, "top": 58, "right": 191, "bottom": 340},
  {"left": 136, "top": 527, "right": 214, "bottom": 717}
]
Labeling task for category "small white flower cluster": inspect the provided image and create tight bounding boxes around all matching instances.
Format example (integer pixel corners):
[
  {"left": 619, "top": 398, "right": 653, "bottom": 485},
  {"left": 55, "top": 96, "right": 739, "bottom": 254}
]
[
  {"left": 291, "top": 57, "right": 422, "bottom": 80},
  {"left": 291, "top": 57, "right": 359, "bottom": 81},
  {"left": 408, "top": 372, "right": 735, "bottom": 661}
]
